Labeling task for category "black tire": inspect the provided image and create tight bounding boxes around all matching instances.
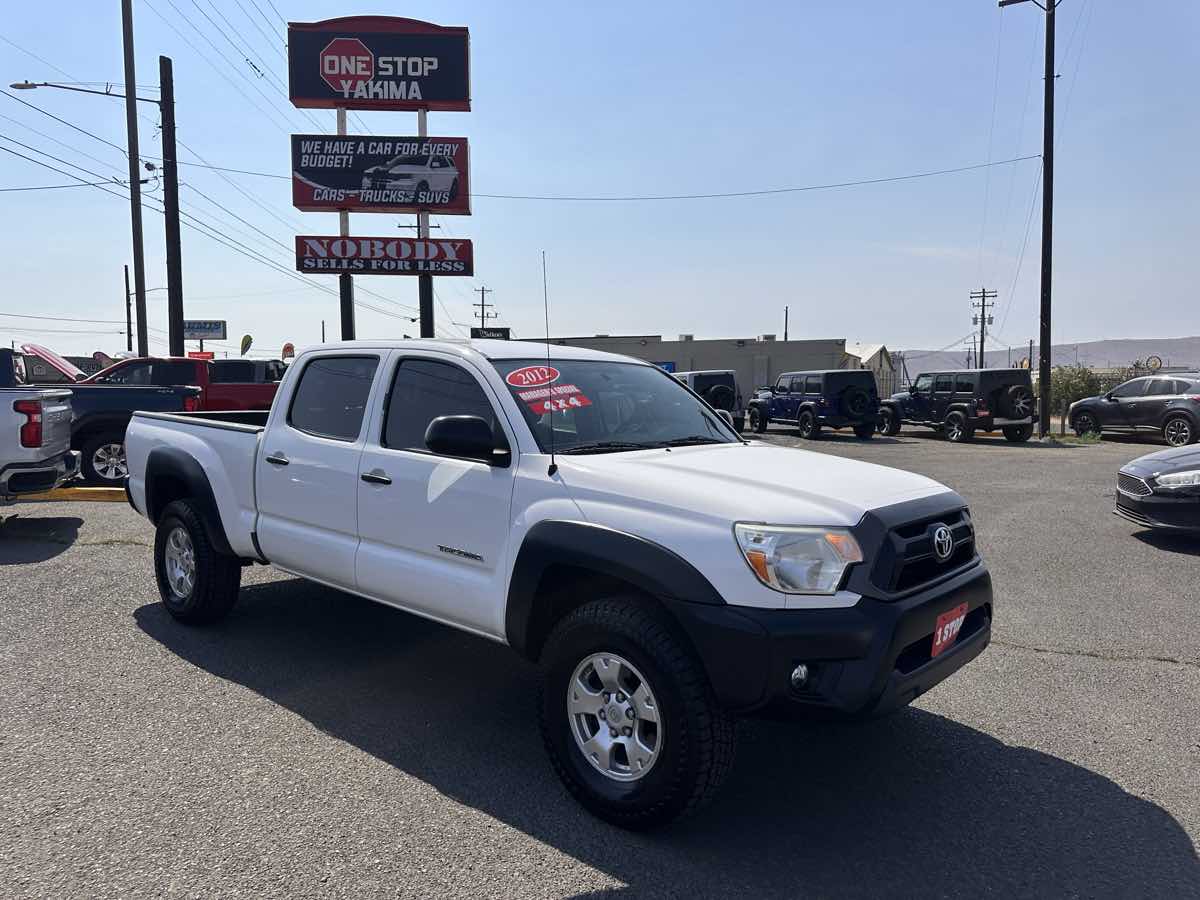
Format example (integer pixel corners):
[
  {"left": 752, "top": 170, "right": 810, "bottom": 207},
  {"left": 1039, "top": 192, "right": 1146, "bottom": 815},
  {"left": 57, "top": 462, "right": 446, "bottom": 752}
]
[
  {"left": 840, "top": 386, "right": 871, "bottom": 418},
  {"left": 1003, "top": 423, "right": 1034, "bottom": 442},
  {"left": 80, "top": 430, "right": 128, "bottom": 485},
  {"left": 153, "top": 499, "right": 241, "bottom": 625},
  {"left": 732, "top": 416, "right": 745, "bottom": 434},
  {"left": 539, "top": 596, "right": 735, "bottom": 830},
  {"left": 797, "top": 410, "right": 821, "bottom": 439},
  {"left": 878, "top": 407, "right": 902, "bottom": 436},
  {"left": 853, "top": 423, "right": 875, "bottom": 439},
  {"left": 704, "top": 384, "right": 736, "bottom": 412},
  {"left": 1000, "top": 384, "right": 1035, "bottom": 419},
  {"left": 749, "top": 407, "right": 767, "bottom": 433},
  {"left": 1162, "top": 415, "right": 1197, "bottom": 447},
  {"left": 944, "top": 411, "right": 974, "bottom": 443},
  {"left": 1073, "top": 410, "right": 1100, "bottom": 436}
]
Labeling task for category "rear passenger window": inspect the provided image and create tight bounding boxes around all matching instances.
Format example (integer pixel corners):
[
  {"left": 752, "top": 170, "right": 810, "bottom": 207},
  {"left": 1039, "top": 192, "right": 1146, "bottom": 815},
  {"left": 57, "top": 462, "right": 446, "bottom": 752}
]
[
  {"left": 211, "top": 361, "right": 255, "bottom": 383},
  {"left": 288, "top": 355, "right": 378, "bottom": 441},
  {"left": 934, "top": 375, "right": 953, "bottom": 393},
  {"left": 805, "top": 376, "right": 822, "bottom": 394},
  {"left": 955, "top": 376, "right": 974, "bottom": 393},
  {"left": 789, "top": 377, "right": 804, "bottom": 393},
  {"left": 384, "top": 358, "right": 499, "bottom": 452},
  {"left": 1146, "top": 379, "right": 1177, "bottom": 396}
]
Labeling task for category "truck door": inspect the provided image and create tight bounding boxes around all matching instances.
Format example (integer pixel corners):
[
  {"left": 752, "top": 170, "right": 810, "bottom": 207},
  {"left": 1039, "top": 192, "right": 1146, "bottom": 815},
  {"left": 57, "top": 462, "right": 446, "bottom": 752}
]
[
  {"left": 255, "top": 352, "right": 383, "bottom": 589},
  {"left": 355, "top": 353, "right": 516, "bottom": 637},
  {"left": 770, "top": 375, "right": 794, "bottom": 421}
]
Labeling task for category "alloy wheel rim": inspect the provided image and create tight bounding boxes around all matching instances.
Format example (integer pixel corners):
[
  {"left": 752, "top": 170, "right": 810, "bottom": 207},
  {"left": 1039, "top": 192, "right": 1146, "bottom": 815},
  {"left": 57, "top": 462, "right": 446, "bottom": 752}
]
[
  {"left": 1078, "top": 414, "right": 1094, "bottom": 433},
  {"left": 1166, "top": 420, "right": 1190, "bottom": 446},
  {"left": 948, "top": 420, "right": 962, "bottom": 440},
  {"left": 567, "top": 652, "right": 662, "bottom": 783},
  {"left": 163, "top": 526, "right": 196, "bottom": 599},
  {"left": 93, "top": 443, "right": 127, "bottom": 480}
]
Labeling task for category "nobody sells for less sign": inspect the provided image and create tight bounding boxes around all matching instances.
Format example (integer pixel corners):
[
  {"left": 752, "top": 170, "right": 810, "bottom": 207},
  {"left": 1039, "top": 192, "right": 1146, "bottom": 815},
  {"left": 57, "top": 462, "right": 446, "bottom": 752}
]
[{"left": 295, "top": 236, "right": 474, "bottom": 276}]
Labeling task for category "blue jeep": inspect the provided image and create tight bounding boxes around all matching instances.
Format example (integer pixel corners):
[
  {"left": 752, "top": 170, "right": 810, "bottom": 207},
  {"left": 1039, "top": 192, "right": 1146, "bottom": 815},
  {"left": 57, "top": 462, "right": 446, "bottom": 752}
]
[{"left": 748, "top": 369, "right": 880, "bottom": 439}]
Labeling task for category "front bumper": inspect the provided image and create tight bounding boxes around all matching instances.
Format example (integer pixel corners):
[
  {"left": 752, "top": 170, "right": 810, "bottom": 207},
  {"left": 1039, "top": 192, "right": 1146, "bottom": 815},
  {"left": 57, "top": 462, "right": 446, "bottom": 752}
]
[
  {"left": 667, "top": 561, "right": 993, "bottom": 718},
  {"left": 1113, "top": 489, "right": 1200, "bottom": 532},
  {"left": 0, "top": 449, "right": 81, "bottom": 500}
]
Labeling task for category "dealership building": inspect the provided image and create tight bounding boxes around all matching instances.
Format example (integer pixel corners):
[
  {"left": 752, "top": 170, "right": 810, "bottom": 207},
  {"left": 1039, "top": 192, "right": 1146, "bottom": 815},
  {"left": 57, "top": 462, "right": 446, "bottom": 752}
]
[{"left": 533, "top": 334, "right": 895, "bottom": 400}]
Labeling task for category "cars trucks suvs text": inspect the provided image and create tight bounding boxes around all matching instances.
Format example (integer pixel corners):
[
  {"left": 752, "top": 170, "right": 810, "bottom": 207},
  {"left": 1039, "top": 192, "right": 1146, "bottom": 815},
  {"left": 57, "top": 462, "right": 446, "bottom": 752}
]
[{"left": 125, "top": 340, "right": 994, "bottom": 829}]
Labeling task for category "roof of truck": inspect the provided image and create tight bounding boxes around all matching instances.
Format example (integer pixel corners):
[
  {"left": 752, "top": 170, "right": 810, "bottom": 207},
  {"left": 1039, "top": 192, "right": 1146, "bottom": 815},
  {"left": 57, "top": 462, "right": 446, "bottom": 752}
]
[{"left": 298, "top": 338, "right": 647, "bottom": 365}]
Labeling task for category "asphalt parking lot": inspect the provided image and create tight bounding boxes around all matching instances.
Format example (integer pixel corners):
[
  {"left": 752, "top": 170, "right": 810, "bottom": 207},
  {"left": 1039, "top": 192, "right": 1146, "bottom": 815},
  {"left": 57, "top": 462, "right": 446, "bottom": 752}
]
[{"left": 1, "top": 428, "right": 1197, "bottom": 898}]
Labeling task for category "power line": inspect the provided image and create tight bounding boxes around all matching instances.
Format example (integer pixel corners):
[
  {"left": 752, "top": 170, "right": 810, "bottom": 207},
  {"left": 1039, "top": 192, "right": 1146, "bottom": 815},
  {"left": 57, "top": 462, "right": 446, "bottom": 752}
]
[
  {"left": 0, "top": 311, "right": 124, "bottom": 324},
  {"left": 997, "top": 159, "right": 1043, "bottom": 336},
  {"left": 1, "top": 179, "right": 133, "bottom": 192},
  {"left": 0, "top": 325, "right": 124, "bottom": 335},
  {"left": 975, "top": 11, "right": 1005, "bottom": 283},
  {"left": 1, "top": 89, "right": 131, "bottom": 158},
  {"left": 0, "top": 35, "right": 75, "bottom": 81}
]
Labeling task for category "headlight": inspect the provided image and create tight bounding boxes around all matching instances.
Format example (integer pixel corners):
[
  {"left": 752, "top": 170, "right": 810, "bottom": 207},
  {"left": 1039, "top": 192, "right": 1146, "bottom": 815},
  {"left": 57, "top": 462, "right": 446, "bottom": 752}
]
[
  {"left": 734, "top": 523, "right": 863, "bottom": 595},
  {"left": 1155, "top": 469, "right": 1200, "bottom": 488}
]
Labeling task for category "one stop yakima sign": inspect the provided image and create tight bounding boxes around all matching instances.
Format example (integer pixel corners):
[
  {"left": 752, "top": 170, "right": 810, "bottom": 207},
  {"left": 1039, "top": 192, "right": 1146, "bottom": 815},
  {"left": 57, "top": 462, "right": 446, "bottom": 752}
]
[{"left": 288, "top": 16, "right": 470, "bottom": 111}]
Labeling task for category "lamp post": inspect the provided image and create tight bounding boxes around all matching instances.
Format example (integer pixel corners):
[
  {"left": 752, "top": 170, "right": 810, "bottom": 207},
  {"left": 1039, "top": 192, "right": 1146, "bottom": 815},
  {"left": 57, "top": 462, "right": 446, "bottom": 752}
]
[{"left": 11, "top": 58, "right": 185, "bottom": 357}]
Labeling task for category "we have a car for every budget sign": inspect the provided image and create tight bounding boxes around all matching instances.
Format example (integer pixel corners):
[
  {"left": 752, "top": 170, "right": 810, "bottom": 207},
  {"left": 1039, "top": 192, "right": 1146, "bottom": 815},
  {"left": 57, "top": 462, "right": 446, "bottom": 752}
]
[{"left": 291, "top": 134, "right": 469, "bottom": 214}]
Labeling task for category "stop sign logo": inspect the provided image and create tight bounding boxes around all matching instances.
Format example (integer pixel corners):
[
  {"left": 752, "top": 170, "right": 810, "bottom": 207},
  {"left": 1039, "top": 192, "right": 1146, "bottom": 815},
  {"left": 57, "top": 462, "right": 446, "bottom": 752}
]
[{"left": 319, "top": 38, "right": 373, "bottom": 93}]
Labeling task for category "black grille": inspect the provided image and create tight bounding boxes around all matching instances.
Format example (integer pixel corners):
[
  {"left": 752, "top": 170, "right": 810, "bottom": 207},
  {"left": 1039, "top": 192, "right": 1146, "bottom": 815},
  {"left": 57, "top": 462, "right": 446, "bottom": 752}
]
[
  {"left": 1117, "top": 472, "right": 1152, "bottom": 497},
  {"left": 873, "top": 508, "right": 976, "bottom": 594}
]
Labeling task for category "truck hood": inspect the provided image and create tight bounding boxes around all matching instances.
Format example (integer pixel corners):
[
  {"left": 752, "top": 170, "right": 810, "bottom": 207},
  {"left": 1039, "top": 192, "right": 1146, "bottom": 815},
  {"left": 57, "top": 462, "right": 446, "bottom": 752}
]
[
  {"left": 558, "top": 442, "right": 951, "bottom": 528},
  {"left": 21, "top": 343, "right": 84, "bottom": 382}
]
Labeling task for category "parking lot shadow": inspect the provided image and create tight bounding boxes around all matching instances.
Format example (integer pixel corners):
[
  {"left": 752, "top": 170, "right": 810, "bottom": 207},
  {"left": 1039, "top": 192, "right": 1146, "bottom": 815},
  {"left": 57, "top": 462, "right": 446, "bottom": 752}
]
[
  {"left": 0, "top": 515, "right": 82, "bottom": 565},
  {"left": 136, "top": 581, "right": 1199, "bottom": 897},
  {"left": 1133, "top": 530, "right": 1200, "bottom": 556}
]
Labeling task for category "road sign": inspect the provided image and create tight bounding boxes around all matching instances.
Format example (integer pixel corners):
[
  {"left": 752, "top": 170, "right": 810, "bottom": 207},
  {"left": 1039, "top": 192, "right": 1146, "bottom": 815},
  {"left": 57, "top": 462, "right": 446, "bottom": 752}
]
[
  {"left": 470, "top": 326, "right": 509, "bottom": 340},
  {"left": 288, "top": 16, "right": 470, "bottom": 111},
  {"left": 182, "top": 319, "right": 227, "bottom": 341}
]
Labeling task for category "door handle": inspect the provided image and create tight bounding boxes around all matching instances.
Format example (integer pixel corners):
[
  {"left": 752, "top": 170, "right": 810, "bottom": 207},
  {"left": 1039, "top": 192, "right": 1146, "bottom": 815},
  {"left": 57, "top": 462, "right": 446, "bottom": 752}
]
[
  {"left": 265, "top": 454, "right": 289, "bottom": 466},
  {"left": 360, "top": 470, "right": 392, "bottom": 485}
]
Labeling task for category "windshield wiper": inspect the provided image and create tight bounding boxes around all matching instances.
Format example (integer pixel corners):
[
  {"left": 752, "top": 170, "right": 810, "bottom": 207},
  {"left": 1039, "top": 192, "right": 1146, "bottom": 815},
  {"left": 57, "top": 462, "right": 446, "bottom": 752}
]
[
  {"left": 660, "top": 436, "right": 726, "bottom": 447},
  {"left": 560, "top": 441, "right": 660, "bottom": 455}
]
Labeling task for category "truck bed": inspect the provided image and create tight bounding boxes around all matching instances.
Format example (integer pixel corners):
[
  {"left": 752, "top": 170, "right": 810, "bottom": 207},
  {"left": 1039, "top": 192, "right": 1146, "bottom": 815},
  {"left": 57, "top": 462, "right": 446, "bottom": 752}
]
[{"left": 125, "top": 410, "right": 266, "bottom": 560}]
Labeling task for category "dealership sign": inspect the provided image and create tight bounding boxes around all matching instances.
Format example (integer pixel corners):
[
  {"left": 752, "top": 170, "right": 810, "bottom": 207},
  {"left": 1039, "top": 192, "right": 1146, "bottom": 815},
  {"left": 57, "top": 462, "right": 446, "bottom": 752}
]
[
  {"left": 182, "top": 319, "right": 227, "bottom": 340},
  {"left": 295, "top": 236, "right": 474, "bottom": 276},
  {"left": 287, "top": 16, "right": 470, "bottom": 111},
  {"left": 291, "top": 134, "right": 469, "bottom": 214}
]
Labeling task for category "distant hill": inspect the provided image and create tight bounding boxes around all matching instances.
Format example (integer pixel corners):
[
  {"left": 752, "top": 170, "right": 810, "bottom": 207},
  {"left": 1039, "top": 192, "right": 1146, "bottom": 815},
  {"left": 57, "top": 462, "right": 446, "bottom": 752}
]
[{"left": 897, "top": 336, "right": 1200, "bottom": 375}]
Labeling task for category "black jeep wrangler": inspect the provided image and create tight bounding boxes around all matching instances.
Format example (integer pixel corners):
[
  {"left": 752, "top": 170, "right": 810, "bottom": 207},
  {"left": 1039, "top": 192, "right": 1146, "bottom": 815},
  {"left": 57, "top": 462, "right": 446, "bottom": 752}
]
[
  {"left": 880, "top": 369, "right": 1035, "bottom": 443},
  {"left": 748, "top": 370, "right": 880, "bottom": 439}
]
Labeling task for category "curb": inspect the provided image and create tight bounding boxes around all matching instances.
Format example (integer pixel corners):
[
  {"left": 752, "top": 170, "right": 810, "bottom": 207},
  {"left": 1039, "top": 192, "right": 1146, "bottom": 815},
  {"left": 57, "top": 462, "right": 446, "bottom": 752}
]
[{"left": 17, "top": 486, "right": 126, "bottom": 503}]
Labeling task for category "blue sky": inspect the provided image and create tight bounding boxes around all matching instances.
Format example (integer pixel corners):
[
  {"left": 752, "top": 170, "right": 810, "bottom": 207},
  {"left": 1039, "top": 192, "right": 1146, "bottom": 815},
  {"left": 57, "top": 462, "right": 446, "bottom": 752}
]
[{"left": 1, "top": 0, "right": 1197, "bottom": 359}]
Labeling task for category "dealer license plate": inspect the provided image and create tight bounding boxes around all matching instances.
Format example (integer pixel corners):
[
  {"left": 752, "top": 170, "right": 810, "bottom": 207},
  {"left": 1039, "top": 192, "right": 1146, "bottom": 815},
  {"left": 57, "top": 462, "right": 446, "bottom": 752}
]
[{"left": 931, "top": 603, "right": 969, "bottom": 658}]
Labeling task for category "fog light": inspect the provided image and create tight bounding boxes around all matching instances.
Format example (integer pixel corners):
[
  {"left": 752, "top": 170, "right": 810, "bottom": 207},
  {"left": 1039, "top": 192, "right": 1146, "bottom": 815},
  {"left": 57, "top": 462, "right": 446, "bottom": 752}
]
[{"left": 790, "top": 663, "right": 810, "bottom": 690}]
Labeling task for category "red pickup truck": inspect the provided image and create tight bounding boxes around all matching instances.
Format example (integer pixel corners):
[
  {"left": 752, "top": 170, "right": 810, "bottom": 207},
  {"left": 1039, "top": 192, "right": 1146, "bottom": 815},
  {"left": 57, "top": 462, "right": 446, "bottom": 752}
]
[{"left": 85, "top": 357, "right": 284, "bottom": 411}]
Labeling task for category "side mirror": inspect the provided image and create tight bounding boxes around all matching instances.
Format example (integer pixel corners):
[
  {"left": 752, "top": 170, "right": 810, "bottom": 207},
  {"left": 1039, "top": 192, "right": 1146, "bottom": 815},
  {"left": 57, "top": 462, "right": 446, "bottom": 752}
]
[
  {"left": 1104, "top": 392, "right": 1115, "bottom": 401},
  {"left": 909, "top": 385, "right": 918, "bottom": 394},
  {"left": 425, "top": 415, "right": 508, "bottom": 466}
]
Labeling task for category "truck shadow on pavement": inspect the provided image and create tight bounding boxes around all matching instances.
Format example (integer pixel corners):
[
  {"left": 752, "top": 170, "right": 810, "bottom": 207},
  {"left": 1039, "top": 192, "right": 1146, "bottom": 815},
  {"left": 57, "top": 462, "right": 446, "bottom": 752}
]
[
  {"left": 135, "top": 581, "right": 1199, "bottom": 898},
  {"left": 0, "top": 515, "right": 82, "bottom": 565}
]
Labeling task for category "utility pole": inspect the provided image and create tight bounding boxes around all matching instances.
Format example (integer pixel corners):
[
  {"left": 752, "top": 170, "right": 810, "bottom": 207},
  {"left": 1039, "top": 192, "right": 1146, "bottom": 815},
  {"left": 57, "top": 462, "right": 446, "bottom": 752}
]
[
  {"left": 120, "top": 0, "right": 148, "bottom": 357},
  {"left": 473, "top": 285, "right": 497, "bottom": 328},
  {"left": 970, "top": 287, "right": 997, "bottom": 368},
  {"left": 159, "top": 56, "right": 185, "bottom": 357},
  {"left": 1001, "top": 0, "right": 1055, "bottom": 436},
  {"left": 123, "top": 265, "right": 133, "bottom": 352},
  {"left": 784, "top": 305, "right": 789, "bottom": 342}
]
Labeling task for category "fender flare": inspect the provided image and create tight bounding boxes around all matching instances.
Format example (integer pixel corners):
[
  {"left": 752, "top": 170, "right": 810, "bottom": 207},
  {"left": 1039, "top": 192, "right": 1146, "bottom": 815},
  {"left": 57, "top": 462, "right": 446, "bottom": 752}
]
[
  {"left": 144, "top": 446, "right": 236, "bottom": 558},
  {"left": 505, "top": 520, "right": 725, "bottom": 659}
]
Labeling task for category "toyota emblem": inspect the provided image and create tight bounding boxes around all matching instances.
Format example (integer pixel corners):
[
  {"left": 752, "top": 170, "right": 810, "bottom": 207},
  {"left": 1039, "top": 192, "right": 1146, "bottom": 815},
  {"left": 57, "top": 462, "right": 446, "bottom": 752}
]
[{"left": 932, "top": 525, "right": 954, "bottom": 562}]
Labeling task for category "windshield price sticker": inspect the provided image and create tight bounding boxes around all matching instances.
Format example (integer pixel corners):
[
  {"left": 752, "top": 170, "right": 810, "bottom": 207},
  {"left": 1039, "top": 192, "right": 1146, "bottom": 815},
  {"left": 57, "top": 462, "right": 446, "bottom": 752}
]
[
  {"left": 526, "top": 391, "right": 592, "bottom": 415},
  {"left": 505, "top": 365, "right": 559, "bottom": 388}
]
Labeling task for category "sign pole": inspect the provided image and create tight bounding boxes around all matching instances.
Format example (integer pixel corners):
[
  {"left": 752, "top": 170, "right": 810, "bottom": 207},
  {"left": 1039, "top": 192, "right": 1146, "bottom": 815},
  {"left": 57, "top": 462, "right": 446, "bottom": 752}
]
[
  {"left": 416, "top": 108, "right": 435, "bottom": 338},
  {"left": 336, "top": 107, "right": 355, "bottom": 340},
  {"left": 160, "top": 55, "right": 186, "bottom": 358}
]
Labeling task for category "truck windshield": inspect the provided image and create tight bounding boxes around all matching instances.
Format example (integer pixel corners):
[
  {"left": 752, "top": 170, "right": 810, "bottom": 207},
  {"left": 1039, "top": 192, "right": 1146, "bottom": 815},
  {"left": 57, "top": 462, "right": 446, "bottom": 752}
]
[{"left": 492, "top": 358, "right": 739, "bottom": 454}]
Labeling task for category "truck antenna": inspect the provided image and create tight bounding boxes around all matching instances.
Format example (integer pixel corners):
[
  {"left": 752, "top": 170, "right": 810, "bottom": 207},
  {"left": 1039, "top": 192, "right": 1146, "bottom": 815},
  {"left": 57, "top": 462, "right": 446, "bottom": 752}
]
[{"left": 542, "top": 250, "right": 557, "bottom": 477}]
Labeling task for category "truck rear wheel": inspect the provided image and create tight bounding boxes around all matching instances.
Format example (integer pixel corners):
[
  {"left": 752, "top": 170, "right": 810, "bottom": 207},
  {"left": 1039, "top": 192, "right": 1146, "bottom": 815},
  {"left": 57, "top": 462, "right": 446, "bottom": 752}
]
[
  {"left": 153, "top": 499, "right": 240, "bottom": 624},
  {"left": 944, "top": 411, "right": 974, "bottom": 443},
  {"left": 798, "top": 410, "right": 821, "bottom": 439},
  {"left": 539, "top": 596, "right": 735, "bottom": 830},
  {"left": 81, "top": 431, "right": 128, "bottom": 485},
  {"left": 878, "top": 407, "right": 902, "bottom": 436}
]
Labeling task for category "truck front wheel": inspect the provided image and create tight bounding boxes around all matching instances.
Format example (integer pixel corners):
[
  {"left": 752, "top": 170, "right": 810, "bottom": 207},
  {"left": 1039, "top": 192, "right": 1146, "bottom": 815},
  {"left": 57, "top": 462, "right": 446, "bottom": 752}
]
[
  {"left": 539, "top": 596, "right": 735, "bottom": 830},
  {"left": 153, "top": 499, "right": 241, "bottom": 624}
]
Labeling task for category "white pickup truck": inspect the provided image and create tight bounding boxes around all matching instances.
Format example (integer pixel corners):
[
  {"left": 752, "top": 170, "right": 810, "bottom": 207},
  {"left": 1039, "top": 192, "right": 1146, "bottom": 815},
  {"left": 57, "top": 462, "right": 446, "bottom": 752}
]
[
  {"left": 125, "top": 339, "right": 993, "bottom": 828},
  {"left": 1, "top": 349, "right": 79, "bottom": 505}
]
